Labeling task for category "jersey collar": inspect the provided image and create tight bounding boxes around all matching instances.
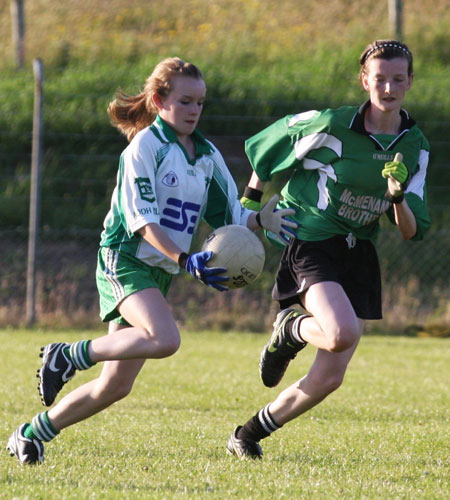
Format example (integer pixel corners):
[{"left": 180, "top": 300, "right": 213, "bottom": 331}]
[
  {"left": 350, "top": 100, "right": 416, "bottom": 134},
  {"left": 349, "top": 100, "right": 416, "bottom": 151},
  {"left": 153, "top": 115, "right": 214, "bottom": 158}
]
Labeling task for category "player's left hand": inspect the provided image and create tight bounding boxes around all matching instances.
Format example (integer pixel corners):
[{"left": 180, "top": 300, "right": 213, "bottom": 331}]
[
  {"left": 382, "top": 160, "right": 410, "bottom": 203},
  {"left": 257, "top": 194, "right": 298, "bottom": 243},
  {"left": 382, "top": 160, "right": 409, "bottom": 184},
  {"left": 182, "top": 251, "right": 229, "bottom": 292}
]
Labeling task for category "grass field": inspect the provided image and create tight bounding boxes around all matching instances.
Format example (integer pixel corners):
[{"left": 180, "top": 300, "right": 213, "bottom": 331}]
[
  {"left": 1, "top": 0, "right": 449, "bottom": 332},
  {"left": 1, "top": 329, "right": 448, "bottom": 499}
]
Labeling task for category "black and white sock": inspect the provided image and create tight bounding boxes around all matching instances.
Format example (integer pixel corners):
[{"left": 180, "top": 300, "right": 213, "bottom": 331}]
[
  {"left": 289, "top": 314, "right": 309, "bottom": 346},
  {"left": 236, "top": 403, "right": 282, "bottom": 442}
]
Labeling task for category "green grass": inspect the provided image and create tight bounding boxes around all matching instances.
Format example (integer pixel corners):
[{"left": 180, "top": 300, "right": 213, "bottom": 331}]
[
  {"left": 2, "top": 0, "right": 450, "bottom": 129},
  {"left": 1, "top": 0, "right": 449, "bottom": 229},
  {"left": 1, "top": 329, "right": 449, "bottom": 499}
]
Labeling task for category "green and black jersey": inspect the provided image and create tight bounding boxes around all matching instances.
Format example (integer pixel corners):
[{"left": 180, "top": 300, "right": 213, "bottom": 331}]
[{"left": 246, "top": 101, "right": 430, "bottom": 245}]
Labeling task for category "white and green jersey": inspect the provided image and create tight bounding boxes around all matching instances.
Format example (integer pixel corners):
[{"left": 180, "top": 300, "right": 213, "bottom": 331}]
[
  {"left": 100, "top": 116, "right": 251, "bottom": 274},
  {"left": 246, "top": 101, "right": 431, "bottom": 245}
]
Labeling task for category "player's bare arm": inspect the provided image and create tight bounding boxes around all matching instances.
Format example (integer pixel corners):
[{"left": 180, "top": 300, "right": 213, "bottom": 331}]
[
  {"left": 138, "top": 223, "right": 185, "bottom": 264},
  {"left": 392, "top": 201, "right": 417, "bottom": 240}
]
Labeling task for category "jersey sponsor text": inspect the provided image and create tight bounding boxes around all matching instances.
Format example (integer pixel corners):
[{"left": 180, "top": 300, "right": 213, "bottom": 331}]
[{"left": 338, "top": 189, "right": 391, "bottom": 225}]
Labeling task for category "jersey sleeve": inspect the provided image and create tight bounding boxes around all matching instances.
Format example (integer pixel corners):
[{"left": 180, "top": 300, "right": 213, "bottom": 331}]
[
  {"left": 245, "top": 110, "right": 328, "bottom": 181},
  {"left": 245, "top": 116, "right": 298, "bottom": 182},
  {"left": 202, "top": 145, "right": 252, "bottom": 229},
  {"left": 120, "top": 132, "right": 160, "bottom": 236},
  {"left": 386, "top": 145, "right": 431, "bottom": 240},
  {"left": 405, "top": 147, "right": 431, "bottom": 240}
]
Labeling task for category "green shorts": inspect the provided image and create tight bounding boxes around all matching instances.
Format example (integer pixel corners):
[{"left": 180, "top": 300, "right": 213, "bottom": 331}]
[{"left": 96, "top": 247, "right": 173, "bottom": 325}]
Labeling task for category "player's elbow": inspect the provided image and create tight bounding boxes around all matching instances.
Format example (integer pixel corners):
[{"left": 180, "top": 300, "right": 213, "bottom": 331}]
[
  {"left": 400, "top": 228, "right": 416, "bottom": 240},
  {"left": 397, "top": 220, "right": 417, "bottom": 240}
]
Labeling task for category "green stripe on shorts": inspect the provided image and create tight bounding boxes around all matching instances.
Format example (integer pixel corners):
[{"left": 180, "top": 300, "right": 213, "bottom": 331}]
[{"left": 96, "top": 247, "right": 172, "bottom": 324}]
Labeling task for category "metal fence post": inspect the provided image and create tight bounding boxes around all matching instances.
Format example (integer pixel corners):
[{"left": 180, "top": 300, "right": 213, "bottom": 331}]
[
  {"left": 26, "top": 58, "right": 44, "bottom": 326},
  {"left": 388, "top": 0, "right": 403, "bottom": 40},
  {"left": 10, "top": 0, "right": 25, "bottom": 69}
]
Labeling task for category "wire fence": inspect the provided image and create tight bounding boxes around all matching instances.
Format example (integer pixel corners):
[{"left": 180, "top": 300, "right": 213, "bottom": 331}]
[
  {"left": 1, "top": 131, "right": 449, "bottom": 332},
  {"left": 1, "top": 225, "right": 449, "bottom": 332}
]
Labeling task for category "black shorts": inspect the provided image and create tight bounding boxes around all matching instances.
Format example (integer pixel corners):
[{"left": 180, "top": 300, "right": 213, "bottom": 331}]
[{"left": 272, "top": 235, "right": 382, "bottom": 320}]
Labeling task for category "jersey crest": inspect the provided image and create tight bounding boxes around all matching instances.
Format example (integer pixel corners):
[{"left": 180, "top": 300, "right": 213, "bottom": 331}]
[{"left": 135, "top": 177, "right": 155, "bottom": 203}]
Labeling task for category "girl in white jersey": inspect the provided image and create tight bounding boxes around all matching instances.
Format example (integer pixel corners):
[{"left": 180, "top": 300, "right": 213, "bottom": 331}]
[
  {"left": 7, "top": 57, "right": 297, "bottom": 465},
  {"left": 226, "top": 40, "right": 431, "bottom": 459}
]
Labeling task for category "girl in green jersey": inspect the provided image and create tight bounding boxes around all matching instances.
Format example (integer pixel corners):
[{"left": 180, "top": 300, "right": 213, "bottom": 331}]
[{"left": 227, "top": 40, "right": 430, "bottom": 459}]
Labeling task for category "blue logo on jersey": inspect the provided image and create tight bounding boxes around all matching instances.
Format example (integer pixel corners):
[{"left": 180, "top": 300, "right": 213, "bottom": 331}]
[{"left": 160, "top": 197, "right": 200, "bottom": 234}]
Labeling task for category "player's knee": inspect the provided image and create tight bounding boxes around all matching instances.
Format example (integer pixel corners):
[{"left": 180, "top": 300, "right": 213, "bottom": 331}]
[
  {"left": 95, "top": 379, "right": 134, "bottom": 403},
  {"left": 328, "top": 336, "right": 354, "bottom": 352},
  {"left": 157, "top": 337, "right": 181, "bottom": 358},
  {"left": 150, "top": 334, "right": 181, "bottom": 358},
  {"left": 308, "top": 369, "right": 345, "bottom": 396},
  {"left": 140, "top": 327, "right": 181, "bottom": 358},
  {"left": 111, "top": 382, "right": 134, "bottom": 401},
  {"left": 327, "top": 323, "right": 359, "bottom": 352},
  {"left": 322, "top": 372, "right": 345, "bottom": 394}
]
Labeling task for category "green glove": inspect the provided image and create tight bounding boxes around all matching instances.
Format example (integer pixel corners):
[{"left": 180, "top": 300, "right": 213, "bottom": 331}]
[
  {"left": 381, "top": 161, "right": 409, "bottom": 184},
  {"left": 381, "top": 160, "right": 410, "bottom": 204}
]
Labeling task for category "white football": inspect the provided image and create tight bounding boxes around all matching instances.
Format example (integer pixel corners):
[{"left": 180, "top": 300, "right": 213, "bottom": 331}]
[{"left": 201, "top": 224, "right": 265, "bottom": 289}]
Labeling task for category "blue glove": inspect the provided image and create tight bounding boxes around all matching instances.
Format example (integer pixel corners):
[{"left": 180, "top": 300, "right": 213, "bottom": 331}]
[{"left": 179, "top": 251, "right": 229, "bottom": 292}]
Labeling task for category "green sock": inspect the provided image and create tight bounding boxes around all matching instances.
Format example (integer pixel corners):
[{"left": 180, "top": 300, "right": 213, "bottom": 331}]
[
  {"left": 63, "top": 340, "right": 96, "bottom": 370},
  {"left": 31, "top": 411, "right": 59, "bottom": 442},
  {"left": 23, "top": 423, "right": 38, "bottom": 440}
]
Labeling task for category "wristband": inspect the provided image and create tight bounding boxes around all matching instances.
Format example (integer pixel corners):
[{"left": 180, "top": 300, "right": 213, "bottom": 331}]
[
  {"left": 391, "top": 194, "right": 404, "bottom": 204},
  {"left": 178, "top": 252, "right": 189, "bottom": 269},
  {"left": 385, "top": 191, "right": 404, "bottom": 204},
  {"left": 255, "top": 212, "right": 263, "bottom": 228},
  {"left": 243, "top": 186, "right": 263, "bottom": 203}
]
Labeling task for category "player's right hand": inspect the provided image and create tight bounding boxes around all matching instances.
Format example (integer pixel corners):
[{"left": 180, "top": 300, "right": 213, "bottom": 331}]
[
  {"left": 183, "top": 251, "right": 229, "bottom": 292},
  {"left": 258, "top": 195, "right": 298, "bottom": 243}
]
